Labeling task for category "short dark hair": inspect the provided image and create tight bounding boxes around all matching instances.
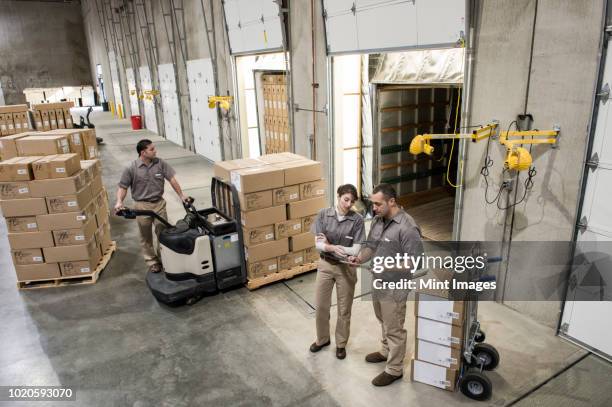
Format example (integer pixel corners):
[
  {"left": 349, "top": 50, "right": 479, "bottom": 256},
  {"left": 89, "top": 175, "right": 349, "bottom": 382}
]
[
  {"left": 137, "top": 139, "right": 153, "bottom": 156},
  {"left": 372, "top": 183, "right": 397, "bottom": 201},
  {"left": 337, "top": 184, "right": 358, "bottom": 201}
]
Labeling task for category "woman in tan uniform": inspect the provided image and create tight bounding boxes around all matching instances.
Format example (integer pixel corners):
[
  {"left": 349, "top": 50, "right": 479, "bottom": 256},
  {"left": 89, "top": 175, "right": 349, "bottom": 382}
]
[{"left": 309, "top": 184, "right": 365, "bottom": 359}]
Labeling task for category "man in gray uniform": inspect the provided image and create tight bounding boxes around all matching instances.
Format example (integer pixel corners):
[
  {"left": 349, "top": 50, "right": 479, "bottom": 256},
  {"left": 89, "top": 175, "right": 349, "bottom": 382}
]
[
  {"left": 349, "top": 183, "right": 423, "bottom": 386},
  {"left": 114, "top": 139, "right": 188, "bottom": 273}
]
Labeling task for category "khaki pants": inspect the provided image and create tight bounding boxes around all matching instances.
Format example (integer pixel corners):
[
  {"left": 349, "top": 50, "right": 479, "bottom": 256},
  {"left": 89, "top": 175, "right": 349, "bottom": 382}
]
[
  {"left": 315, "top": 259, "right": 358, "bottom": 348},
  {"left": 134, "top": 199, "right": 168, "bottom": 267},
  {"left": 373, "top": 297, "right": 408, "bottom": 376}
]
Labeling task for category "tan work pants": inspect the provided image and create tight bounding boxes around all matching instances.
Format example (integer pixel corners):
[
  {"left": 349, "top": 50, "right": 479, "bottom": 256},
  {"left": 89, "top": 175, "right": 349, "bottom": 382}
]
[
  {"left": 373, "top": 296, "right": 408, "bottom": 376},
  {"left": 134, "top": 199, "right": 168, "bottom": 267},
  {"left": 315, "top": 259, "right": 358, "bottom": 348}
]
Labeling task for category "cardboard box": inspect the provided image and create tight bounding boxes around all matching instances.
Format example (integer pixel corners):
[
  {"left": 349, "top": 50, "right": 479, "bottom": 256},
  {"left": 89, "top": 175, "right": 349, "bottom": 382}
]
[
  {"left": 304, "top": 247, "right": 319, "bottom": 263},
  {"left": 302, "top": 214, "right": 317, "bottom": 232},
  {"left": 32, "top": 110, "right": 43, "bottom": 130},
  {"left": 55, "top": 109, "right": 65, "bottom": 128},
  {"left": 13, "top": 112, "right": 23, "bottom": 131},
  {"left": 8, "top": 231, "right": 54, "bottom": 249},
  {"left": 53, "top": 217, "right": 98, "bottom": 246},
  {"left": 247, "top": 258, "right": 278, "bottom": 279},
  {"left": 63, "top": 108, "right": 74, "bottom": 128},
  {"left": 49, "top": 110, "right": 58, "bottom": 130},
  {"left": 36, "top": 202, "right": 96, "bottom": 231},
  {"left": 32, "top": 153, "right": 81, "bottom": 179},
  {"left": 0, "top": 156, "right": 40, "bottom": 182},
  {"left": 46, "top": 184, "right": 92, "bottom": 213},
  {"left": 21, "top": 112, "right": 30, "bottom": 131},
  {"left": 29, "top": 170, "right": 88, "bottom": 197},
  {"left": 273, "top": 185, "right": 300, "bottom": 205},
  {"left": 290, "top": 232, "right": 315, "bottom": 252},
  {"left": 213, "top": 158, "right": 264, "bottom": 181},
  {"left": 80, "top": 159, "right": 101, "bottom": 181},
  {"left": 287, "top": 196, "right": 327, "bottom": 219},
  {"left": 415, "top": 339, "right": 462, "bottom": 369},
  {"left": 95, "top": 197, "right": 110, "bottom": 228},
  {"left": 43, "top": 239, "right": 100, "bottom": 263},
  {"left": 40, "top": 110, "right": 50, "bottom": 131},
  {"left": 416, "top": 317, "right": 463, "bottom": 349},
  {"left": 89, "top": 173, "right": 103, "bottom": 196},
  {"left": 0, "top": 113, "right": 7, "bottom": 136},
  {"left": 60, "top": 255, "right": 101, "bottom": 277},
  {"left": 245, "top": 238, "right": 289, "bottom": 263},
  {"left": 278, "top": 250, "right": 304, "bottom": 270},
  {"left": 14, "top": 263, "right": 60, "bottom": 282},
  {"left": 72, "top": 129, "right": 98, "bottom": 159},
  {"left": 275, "top": 219, "right": 303, "bottom": 239},
  {"left": 16, "top": 135, "right": 70, "bottom": 156},
  {"left": 240, "top": 205, "right": 286, "bottom": 229},
  {"left": 238, "top": 189, "right": 273, "bottom": 211},
  {"left": 230, "top": 166, "right": 285, "bottom": 194},
  {"left": 273, "top": 160, "right": 322, "bottom": 186},
  {"left": 0, "top": 133, "right": 32, "bottom": 160},
  {"left": 300, "top": 179, "right": 327, "bottom": 200},
  {"left": 96, "top": 221, "right": 112, "bottom": 254},
  {"left": 6, "top": 216, "right": 39, "bottom": 233},
  {"left": 12, "top": 248, "right": 44, "bottom": 265},
  {"left": 6, "top": 114, "right": 15, "bottom": 134},
  {"left": 411, "top": 359, "right": 458, "bottom": 392},
  {"left": 0, "top": 181, "right": 31, "bottom": 199},
  {"left": 243, "top": 225, "right": 275, "bottom": 247},
  {"left": 0, "top": 198, "right": 47, "bottom": 217},
  {"left": 256, "top": 152, "right": 306, "bottom": 165},
  {"left": 415, "top": 293, "right": 465, "bottom": 327}
]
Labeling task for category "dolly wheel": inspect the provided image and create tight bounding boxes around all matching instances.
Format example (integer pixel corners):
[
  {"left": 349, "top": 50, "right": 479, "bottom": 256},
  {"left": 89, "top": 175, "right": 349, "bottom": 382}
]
[
  {"left": 475, "top": 330, "right": 486, "bottom": 343},
  {"left": 473, "top": 343, "right": 500, "bottom": 370},
  {"left": 460, "top": 370, "right": 492, "bottom": 401},
  {"left": 186, "top": 296, "right": 202, "bottom": 306}
]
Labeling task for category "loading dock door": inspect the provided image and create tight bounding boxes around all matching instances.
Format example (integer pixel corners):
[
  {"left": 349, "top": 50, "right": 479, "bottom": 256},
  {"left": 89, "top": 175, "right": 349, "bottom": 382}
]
[
  {"left": 323, "top": 0, "right": 465, "bottom": 54},
  {"left": 560, "top": 46, "right": 612, "bottom": 361},
  {"left": 223, "top": 0, "right": 284, "bottom": 54}
]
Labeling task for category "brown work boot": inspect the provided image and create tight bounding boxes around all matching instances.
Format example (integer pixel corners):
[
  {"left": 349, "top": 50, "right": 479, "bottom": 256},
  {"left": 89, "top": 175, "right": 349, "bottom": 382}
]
[
  {"left": 336, "top": 347, "right": 346, "bottom": 360},
  {"left": 309, "top": 340, "right": 330, "bottom": 353},
  {"left": 149, "top": 264, "right": 162, "bottom": 273},
  {"left": 372, "top": 371, "right": 403, "bottom": 386},
  {"left": 365, "top": 352, "right": 388, "bottom": 363}
]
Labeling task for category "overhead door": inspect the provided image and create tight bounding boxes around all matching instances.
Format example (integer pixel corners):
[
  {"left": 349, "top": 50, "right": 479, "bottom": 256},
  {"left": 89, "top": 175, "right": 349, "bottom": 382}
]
[
  {"left": 323, "top": 0, "right": 465, "bottom": 54},
  {"left": 139, "top": 66, "right": 158, "bottom": 134},
  {"left": 126, "top": 68, "right": 140, "bottom": 116},
  {"left": 560, "top": 44, "right": 612, "bottom": 362},
  {"left": 223, "top": 0, "right": 284, "bottom": 54},
  {"left": 187, "top": 58, "right": 222, "bottom": 162},
  {"left": 158, "top": 63, "right": 183, "bottom": 147}
]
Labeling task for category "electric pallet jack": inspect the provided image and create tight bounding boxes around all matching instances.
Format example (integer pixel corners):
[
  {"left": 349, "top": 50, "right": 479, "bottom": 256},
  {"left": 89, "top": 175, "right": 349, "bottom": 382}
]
[{"left": 116, "top": 196, "right": 246, "bottom": 306}]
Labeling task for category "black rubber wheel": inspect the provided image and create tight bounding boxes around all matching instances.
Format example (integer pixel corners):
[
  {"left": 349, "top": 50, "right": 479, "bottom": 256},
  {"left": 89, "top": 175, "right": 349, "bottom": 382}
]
[
  {"left": 475, "top": 330, "right": 486, "bottom": 343},
  {"left": 472, "top": 343, "right": 500, "bottom": 370},
  {"left": 460, "top": 370, "right": 493, "bottom": 401}
]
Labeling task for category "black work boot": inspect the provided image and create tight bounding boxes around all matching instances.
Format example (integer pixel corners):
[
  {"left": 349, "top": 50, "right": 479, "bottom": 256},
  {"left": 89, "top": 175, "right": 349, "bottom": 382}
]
[
  {"left": 365, "top": 352, "right": 388, "bottom": 363},
  {"left": 336, "top": 347, "right": 346, "bottom": 360},
  {"left": 309, "top": 340, "right": 330, "bottom": 353},
  {"left": 372, "top": 371, "right": 403, "bottom": 386}
]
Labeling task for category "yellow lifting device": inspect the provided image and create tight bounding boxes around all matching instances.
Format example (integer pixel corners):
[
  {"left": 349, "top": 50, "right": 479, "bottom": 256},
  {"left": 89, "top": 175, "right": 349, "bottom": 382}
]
[
  {"left": 408, "top": 121, "right": 560, "bottom": 171},
  {"left": 208, "top": 96, "right": 233, "bottom": 111}
]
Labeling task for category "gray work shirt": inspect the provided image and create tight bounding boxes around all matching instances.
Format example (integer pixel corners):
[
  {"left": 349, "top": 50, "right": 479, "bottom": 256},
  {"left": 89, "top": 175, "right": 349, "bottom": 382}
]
[
  {"left": 118, "top": 158, "right": 176, "bottom": 202},
  {"left": 311, "top": 207, "right": 365, "bottom": 247},
  {"left": 366, "top": 209, "right": 424, "bottom": 268}
]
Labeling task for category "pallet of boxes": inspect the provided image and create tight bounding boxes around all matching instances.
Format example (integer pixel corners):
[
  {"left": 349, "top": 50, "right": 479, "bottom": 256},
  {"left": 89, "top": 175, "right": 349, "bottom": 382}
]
[
  {"left": 214, "top": 152, "right": 327, "bottom": 290},
  {"left": 411, "top": 270, "right": 464, "bottom": 392},
  {"left": 0, "top": 132, "right": 115, "bottom": 289},
  {"left": 0, "top": 105, "right": 32, "bottom": 136},
  {"left": 31, "top": 102, "right": 74, "bottom": 131}
]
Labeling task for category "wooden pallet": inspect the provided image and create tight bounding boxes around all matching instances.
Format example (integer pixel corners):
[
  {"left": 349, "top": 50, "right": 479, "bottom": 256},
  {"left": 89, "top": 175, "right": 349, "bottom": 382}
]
[
  {"left": 17, "top": 241, "right": 117, "bottom": 290},
  {"left": 247, "top": 262, "right": 318, "bottom": 290}
]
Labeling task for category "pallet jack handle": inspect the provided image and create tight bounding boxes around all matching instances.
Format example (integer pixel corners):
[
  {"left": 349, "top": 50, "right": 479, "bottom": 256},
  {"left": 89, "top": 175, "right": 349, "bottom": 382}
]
[{"left": 115, "top": 208, "right": 173, "bottom": 228}]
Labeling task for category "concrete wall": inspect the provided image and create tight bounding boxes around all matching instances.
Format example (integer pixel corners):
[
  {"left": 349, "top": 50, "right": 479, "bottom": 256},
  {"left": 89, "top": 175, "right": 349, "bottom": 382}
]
[
  {"left": 0, "top": 0, "right": 92, "bottom": 105},
  {"left": 459, "top": 0, "right": 605, "bottom": 327}
]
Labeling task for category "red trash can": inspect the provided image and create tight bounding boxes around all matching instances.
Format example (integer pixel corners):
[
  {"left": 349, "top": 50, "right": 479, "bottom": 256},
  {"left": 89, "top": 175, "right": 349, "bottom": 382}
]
[{"left": 131, "top": 115, "right": 142, "bottom": 130}]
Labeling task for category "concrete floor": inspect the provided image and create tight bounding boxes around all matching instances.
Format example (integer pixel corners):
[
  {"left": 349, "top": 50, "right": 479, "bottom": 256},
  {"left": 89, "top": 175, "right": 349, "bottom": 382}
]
[{"left": 0, "top": 112, "right": 608, "bottom": 406}]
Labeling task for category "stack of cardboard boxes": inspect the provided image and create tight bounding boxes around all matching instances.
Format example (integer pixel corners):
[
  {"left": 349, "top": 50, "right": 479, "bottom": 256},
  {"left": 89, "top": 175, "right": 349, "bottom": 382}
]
[
  {"left": 0, "top": 129, "right": 99, "bottom": 162},
  {"left": 0, "top": 133, "right": 111, "bottom": 283},
  {"left": 0, "top": 105, "right": 31, "bottom": 137},
  {"left": 262, "top": 74, "right": 289, "bottom": 154},
  {"left": 31, "top": 102, "right": 74, "bottom": 131},
  {"left": 214, "top": 152, "right": 327, "bottom": 280},
  {"left": 411, "top": 277, "right": 465, "bottom": 392}
]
